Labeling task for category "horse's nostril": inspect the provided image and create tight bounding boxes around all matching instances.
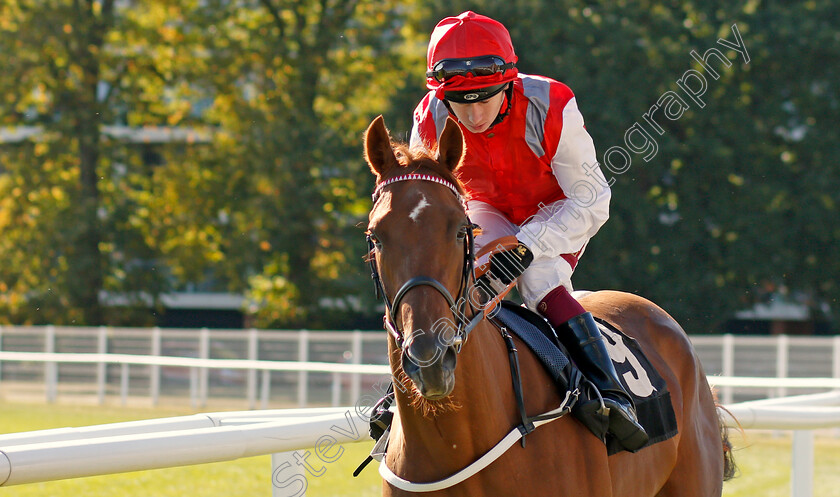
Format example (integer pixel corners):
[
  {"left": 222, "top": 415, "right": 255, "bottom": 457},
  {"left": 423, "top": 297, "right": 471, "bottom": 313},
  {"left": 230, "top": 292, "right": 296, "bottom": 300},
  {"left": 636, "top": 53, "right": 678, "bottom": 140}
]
[
  {"left": 442, "top": 346, "right": 457, "bottom": 372},
  {"left": 401, "top": 345, "right": 457, "bottom": 400},
  {"left": 402, "top": 349, "right": 421, "bottom": 378}
]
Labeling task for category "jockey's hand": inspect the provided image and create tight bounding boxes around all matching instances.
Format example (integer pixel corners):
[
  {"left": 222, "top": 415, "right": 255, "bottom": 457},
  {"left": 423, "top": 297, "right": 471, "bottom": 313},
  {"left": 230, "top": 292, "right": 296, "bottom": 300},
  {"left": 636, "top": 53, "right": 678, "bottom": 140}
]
[{"left": 480, "top": 242, "right": 534, "bottom": 287}]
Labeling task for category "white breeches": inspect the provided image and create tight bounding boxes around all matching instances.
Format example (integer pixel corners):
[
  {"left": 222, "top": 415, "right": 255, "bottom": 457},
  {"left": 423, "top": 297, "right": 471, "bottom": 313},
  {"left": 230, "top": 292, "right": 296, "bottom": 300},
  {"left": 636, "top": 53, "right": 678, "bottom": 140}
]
[{"left": 468, "top": 200, "right": 581, "bottom": 311}]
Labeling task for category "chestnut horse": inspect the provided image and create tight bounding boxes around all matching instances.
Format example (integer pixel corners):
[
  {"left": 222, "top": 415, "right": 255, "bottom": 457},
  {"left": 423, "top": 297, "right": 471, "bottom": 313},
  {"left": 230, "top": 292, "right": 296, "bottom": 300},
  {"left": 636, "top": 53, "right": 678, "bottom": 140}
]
[{"left": 363, "top": 115, "right": 734, "bottom": 496}]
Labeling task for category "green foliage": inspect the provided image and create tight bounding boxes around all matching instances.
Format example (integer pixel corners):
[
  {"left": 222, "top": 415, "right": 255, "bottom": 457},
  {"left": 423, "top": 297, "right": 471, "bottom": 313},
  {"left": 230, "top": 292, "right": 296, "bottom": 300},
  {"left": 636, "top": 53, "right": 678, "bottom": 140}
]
[
  {"left": 413, "top": 1, "right": 839, "bottom": 331},
  {"left": 0, "top": 0, "right": 837, "bottom": 331},
  {"left": 0, "top": 0, "right": 417, "bottom": 327},
  {"left": 1, "top": 1, "right": 110, "bottom": 324},
  {"left": 183, "top": 0, "right": 417, "bottom": 327},
  {"left": 561, "top": 1, "right": 840, "bottom": 331}
]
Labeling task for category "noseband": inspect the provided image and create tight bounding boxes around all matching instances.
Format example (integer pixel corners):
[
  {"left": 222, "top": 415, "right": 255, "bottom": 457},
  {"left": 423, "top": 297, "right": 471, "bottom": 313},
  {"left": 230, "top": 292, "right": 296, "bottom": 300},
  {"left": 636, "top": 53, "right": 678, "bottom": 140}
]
[{"left": 367, "top": 174, "right": 479, "bottom": 352}]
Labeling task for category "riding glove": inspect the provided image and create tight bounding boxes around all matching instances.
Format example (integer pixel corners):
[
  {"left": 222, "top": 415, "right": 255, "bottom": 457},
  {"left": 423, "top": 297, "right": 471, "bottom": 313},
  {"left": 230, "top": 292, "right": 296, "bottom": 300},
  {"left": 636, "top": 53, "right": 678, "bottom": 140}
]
[{"left": 479, "top": 242, "right": 534, "bottom": 290}]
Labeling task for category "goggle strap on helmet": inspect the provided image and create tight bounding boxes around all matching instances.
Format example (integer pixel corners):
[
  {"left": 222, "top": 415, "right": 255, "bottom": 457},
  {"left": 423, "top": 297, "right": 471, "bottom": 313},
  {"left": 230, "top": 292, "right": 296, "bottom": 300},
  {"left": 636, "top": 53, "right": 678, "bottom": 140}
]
[
  {"left": 443, "top": 83, "right": 508, "bottom": 104},
  {"left": 442, "top": 83, "right": 514, "bottom": 130}
]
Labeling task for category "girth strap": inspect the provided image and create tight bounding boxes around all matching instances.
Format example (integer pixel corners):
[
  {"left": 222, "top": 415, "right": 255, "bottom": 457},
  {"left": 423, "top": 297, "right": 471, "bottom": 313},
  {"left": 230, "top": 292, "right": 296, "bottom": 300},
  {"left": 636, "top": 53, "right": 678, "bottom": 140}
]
[{"left": 499, "top": 327, "right": 535, "bottom": 445}]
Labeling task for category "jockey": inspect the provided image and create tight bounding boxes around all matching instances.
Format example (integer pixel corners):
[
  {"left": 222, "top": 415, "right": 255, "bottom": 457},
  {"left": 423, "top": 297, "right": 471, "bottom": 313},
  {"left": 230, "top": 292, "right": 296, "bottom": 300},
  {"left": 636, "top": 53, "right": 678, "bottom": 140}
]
[{"left": 410, "top": 11, "right": 648, "bottom": 451}]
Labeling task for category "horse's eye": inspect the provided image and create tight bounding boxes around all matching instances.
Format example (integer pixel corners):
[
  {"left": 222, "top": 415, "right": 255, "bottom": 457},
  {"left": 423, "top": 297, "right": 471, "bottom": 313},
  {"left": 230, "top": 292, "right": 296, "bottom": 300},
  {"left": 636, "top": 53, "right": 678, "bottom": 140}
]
[{"left": 456, "top": 226, "right": 468, "bottom": 242}]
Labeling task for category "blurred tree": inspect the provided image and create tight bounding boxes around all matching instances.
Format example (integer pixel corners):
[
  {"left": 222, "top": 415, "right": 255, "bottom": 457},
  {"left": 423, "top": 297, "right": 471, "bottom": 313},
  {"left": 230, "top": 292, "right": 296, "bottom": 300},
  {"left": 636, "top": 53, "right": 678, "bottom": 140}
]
[
  {"left": 554, "top": 0, "right": 840, "bottom": 332},
  {"left": 0, "top": 0, "right": 217, "bottom": 325},
  {"left": 1, "top": 0, "right": 836, "bottom": 332},
  {"left": 0, "top": 0, "right": 119, "bottom": 324},
  {"left": 393, "top": 1, "right": 839, "bottom": 332},
  {"left": 168, "top": 0, "right": 421, "bottom": 328},
  {"left": 0, "top": 0, "right": 423, "bottom": 328}
]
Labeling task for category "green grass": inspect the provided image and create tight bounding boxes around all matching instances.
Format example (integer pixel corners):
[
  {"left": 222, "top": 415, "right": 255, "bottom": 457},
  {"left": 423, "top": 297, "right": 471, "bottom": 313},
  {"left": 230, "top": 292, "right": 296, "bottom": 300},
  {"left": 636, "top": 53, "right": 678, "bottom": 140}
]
[
  {"left": 1, "top": 402, "right": 839, "bottom": 496},
  {"left": 723, "top": 430, "right": 840, "bottom": 497}
]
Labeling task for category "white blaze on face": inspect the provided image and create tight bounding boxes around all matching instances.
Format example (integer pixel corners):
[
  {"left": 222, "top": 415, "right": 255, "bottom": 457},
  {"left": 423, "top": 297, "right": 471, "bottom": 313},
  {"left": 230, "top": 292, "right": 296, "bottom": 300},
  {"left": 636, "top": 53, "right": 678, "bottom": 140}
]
[{"left": 409, "top": 194, "right": 430, "bottom": 223}]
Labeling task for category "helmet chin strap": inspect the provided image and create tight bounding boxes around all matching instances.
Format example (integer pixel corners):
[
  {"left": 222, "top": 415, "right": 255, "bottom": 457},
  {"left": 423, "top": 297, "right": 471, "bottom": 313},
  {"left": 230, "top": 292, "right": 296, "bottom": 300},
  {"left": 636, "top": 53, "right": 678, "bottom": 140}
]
[
  {"left": 442, "top": 83, "right": 514, "bottom": 131},
  {"left": 489, "top": 83, "right": 514, "bottom": 127}
]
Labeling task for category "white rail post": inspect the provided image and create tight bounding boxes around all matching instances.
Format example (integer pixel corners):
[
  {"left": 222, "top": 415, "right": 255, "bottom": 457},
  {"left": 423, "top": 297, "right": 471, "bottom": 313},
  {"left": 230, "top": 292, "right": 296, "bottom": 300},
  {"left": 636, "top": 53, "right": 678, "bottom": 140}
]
[
  {"left": 791, "top": 430, "right": 814, "bottom": 497},
  {"left": 261, "top": 369, "right": 271, "bottom": 409},
  {"left": 776, "top": 335, "right": 789, "bottom": 399},
  {"left": 199, "top": 328, "right": 210, "bottom": 408},
  {"left": 45, "top": 325, "right": 57, "bottom": 403},
  {"left": 97, "top": 326, "right": 107, "bottom": 404},
  {"left": 833, "top": 336, "right": 840, "bottom": 390},
  {"left": 190, "top": 367, "right": 199, "bottom": 409},
  {"left": 351, "top": 331, "right": 363, "bottom": 404},
  {"left": 120, "top": 363, "right": 129, "bottom": 406},
  {"left": 0, "top": 324, "right": 4, "bottom": 382},
  {"left": 834, "top": 336, "right": 840, "bottom": 438},
  {"left": 272, "top": 451, "right": 308, "bottom": 497},
  {"left": 298, "top": 330, "right": 309, "bottom": 408},
  {"left": 722, "top": 334, "right": 734, "bottom": 405},
  {"left": 331, "top": 372, "right": 341, "bottom": 407},
  {"left": 247, "top": 328, "right": 258, "bottom": 409},
  {"left": 150, "top": 327, "right": 161, "bottom": 406}
]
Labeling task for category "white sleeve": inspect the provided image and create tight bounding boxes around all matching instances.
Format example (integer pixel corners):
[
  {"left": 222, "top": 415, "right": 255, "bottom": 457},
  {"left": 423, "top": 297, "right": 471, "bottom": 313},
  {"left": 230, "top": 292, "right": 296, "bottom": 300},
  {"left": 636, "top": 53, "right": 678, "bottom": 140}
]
[
  {"left": 516, "top": 97, "right": 611, "bottom": 260},
  {"left": 409, "top": 120, "right": 423, "bottom": 150}
]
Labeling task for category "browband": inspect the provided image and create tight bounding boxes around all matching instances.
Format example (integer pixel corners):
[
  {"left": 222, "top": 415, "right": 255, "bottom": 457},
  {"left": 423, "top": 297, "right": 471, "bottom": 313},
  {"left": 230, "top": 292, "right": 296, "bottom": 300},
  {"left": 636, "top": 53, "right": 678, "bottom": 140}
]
[{"left": 372, "top": 173, "right": 463, "bottom": 204}]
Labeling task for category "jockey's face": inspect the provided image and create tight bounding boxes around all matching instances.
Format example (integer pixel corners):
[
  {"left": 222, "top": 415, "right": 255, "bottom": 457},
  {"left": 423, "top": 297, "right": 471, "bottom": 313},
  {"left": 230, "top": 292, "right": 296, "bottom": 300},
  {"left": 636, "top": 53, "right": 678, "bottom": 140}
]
[{"left": 447, "top": 90, "right": 506, "bottom": 134}]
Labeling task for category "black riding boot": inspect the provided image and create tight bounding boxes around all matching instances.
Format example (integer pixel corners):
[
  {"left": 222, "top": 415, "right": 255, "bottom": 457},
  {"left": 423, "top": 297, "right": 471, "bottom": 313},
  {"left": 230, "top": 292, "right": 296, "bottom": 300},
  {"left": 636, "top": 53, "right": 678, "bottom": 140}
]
[{"left": 560, "top": 312, "right": 649, "bottom": 451}]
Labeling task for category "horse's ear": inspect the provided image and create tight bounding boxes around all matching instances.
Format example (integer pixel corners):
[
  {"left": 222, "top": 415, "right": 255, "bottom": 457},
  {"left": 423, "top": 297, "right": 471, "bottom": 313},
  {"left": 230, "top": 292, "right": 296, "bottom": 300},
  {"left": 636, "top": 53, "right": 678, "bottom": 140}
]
[
  {"left": 364, "top": 115, "right": 399, "bottom": 178},
  {"left": 437, "top": 117, "right": 465, "bottom": 172}
]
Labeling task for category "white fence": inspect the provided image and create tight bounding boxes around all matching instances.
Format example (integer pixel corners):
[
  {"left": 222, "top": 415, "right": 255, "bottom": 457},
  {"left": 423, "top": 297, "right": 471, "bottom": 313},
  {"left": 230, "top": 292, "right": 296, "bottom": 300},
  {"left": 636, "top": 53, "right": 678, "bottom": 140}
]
[
  {"left": 1, "top": 325, "right": 839, "bottom": 407},
  {"left": 0, "top": 325, "right": 390, "bottom": 408},
  {"left": 1, "top": 325, "right": 840, "bottom": 496},
  {"left": 0, "top": 350, "right": 390, "bottom": 409},
  {"left": 691, "top": 334, "right": 840, "bottom": 404}
]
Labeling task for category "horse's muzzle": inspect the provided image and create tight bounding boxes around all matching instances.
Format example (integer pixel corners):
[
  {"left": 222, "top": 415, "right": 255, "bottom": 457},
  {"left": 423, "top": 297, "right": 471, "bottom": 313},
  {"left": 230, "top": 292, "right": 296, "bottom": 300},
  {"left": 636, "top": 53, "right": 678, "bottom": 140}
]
[{"left": 402, "top": 344, "right": 457, "bottom": 400}]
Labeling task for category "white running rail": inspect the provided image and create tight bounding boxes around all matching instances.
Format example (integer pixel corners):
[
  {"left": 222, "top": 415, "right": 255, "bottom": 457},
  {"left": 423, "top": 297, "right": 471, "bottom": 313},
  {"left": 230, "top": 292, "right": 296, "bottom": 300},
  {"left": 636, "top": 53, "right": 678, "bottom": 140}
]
[{"left": 0, "top": 390, "right": 838, "bottom": 496}]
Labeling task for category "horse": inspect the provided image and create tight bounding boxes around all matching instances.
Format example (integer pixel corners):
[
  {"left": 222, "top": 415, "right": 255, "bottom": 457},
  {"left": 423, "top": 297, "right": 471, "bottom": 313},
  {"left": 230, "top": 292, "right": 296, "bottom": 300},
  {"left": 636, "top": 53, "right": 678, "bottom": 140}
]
[{"left": 363, "top": 114, "right": 735, "bottom": 496}]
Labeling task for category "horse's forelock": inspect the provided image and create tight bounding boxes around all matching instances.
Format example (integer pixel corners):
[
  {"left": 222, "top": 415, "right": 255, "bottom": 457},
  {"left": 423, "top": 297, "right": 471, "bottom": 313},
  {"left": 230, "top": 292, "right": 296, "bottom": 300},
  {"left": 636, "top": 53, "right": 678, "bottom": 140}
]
[{"left": 386, "top": 141, "right": 465, "bottom": 195}]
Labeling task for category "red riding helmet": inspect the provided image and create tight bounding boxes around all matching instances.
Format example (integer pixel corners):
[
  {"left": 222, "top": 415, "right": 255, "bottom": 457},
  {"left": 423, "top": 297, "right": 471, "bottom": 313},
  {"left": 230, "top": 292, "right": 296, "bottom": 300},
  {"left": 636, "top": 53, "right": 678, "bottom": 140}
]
[{"left": 426, "top": 11, "right": 519, "bottom": 100}]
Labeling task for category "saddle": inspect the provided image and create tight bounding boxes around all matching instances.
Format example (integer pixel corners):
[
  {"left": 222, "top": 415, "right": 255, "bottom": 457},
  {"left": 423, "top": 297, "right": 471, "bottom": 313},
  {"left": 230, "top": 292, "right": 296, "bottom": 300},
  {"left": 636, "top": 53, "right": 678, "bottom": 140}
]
[{"left": 492, "top": 301, "right": 678, "bottom": 455}]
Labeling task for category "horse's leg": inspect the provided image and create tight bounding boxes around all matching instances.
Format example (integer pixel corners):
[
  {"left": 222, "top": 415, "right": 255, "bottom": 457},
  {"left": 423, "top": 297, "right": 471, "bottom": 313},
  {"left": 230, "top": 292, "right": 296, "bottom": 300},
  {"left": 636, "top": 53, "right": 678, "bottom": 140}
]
[
  {"left": 656, "top": 389, "right": 725, "bottom": 497},
  {"left": 582, "top": 291, "right": 727, "bottom": 497}
]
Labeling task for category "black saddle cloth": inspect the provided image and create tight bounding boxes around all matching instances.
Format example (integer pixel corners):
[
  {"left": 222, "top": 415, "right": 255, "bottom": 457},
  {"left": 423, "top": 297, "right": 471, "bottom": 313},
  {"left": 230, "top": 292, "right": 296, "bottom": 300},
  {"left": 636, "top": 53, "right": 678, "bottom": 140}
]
[
  {"left": 492, "top": 301, "right": 573, "bottom": 387},
  {"left": 492, "top": 301, "right": 678, "bottom": 455}
]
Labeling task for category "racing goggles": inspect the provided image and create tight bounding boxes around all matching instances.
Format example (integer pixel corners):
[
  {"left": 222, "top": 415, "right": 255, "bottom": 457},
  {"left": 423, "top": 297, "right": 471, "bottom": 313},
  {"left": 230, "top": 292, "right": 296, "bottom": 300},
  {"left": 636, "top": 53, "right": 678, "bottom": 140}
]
[{"left": 426, "top": 56, "right": 516, "bottom": 83}]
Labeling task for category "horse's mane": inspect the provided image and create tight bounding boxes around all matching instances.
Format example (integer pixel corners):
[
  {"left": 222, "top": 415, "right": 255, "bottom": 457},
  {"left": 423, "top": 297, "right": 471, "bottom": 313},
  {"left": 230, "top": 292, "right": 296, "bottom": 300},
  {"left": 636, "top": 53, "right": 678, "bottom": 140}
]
[{"left": 380, "top": 141, "right": 466, "bottom": 196}]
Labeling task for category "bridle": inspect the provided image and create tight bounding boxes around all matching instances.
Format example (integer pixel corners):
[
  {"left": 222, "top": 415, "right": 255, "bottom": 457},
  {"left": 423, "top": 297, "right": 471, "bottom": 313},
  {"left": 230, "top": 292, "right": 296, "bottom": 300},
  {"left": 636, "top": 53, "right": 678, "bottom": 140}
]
[{"left": 366, "top": 173, "right": 480, "bottom": 352}]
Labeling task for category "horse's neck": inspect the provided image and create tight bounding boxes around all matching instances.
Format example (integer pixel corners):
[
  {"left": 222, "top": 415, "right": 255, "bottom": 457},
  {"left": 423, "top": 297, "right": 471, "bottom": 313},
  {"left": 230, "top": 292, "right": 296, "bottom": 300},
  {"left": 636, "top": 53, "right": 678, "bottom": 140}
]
[{"left": 389, "top": 321, "right": 517, "bottom": 464}]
